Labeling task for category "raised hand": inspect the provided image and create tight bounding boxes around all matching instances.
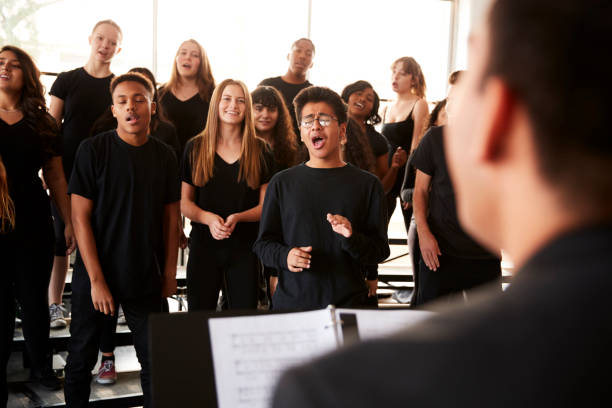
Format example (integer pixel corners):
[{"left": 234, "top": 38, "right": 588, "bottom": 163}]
[{"left": 327, "top": 213, "right": 352, "bottom": 238}]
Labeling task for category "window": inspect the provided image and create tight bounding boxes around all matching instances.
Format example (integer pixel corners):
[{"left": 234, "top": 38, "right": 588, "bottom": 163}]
[
  {"left": 310, "top": 0, "right": 453, "bottom": 102},
  {"left": 155, "top": 0, "right": 309, "bottom": 90}
]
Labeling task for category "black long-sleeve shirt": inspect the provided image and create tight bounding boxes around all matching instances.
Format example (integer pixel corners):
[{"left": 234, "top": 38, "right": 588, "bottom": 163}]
[{"left": 253, "top": 163, "right": 389, "bottom": 311}]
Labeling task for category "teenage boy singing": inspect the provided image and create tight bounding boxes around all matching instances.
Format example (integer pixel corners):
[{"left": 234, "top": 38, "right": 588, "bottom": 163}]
[
  {"left": 254, "top": 86, "right": 389, "bottom": 311},
  {"left": 65, "top": 72, "right": 180, "bottom": 408}
]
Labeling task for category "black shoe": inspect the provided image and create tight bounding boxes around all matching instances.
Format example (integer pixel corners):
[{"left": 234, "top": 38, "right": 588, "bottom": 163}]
[{"left": 31, "top": 369, "right": 62, "bottom": 391}]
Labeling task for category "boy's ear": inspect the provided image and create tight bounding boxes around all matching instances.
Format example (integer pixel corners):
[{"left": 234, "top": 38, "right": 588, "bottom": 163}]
[
  {"left": 477, "top": 77, "right": 515, "bottom": 163},
  {"left": 111, "top": 104, "right": 117, "bottom": 118},
  {"left": 338, "top": 122, "right": 347, "bottom": 144},
  {"left": 151, "top": 101, "right": 157, "bottom": 115}
]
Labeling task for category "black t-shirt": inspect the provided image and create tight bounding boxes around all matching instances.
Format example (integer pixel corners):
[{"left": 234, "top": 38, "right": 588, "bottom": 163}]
[
  {"left": 253, "top": 164, "right": 390, "bottom": 311},
  {"left": 68, "top": 131, "right": 180, "bottom": 300},
  {"left": 0, "top": 116, "right": 61, "bottom": 231},
  {"left": 181, "top": 138, "right": 275, "bottom": 247},
  {"left": 159, "top": 89, "right": 209, "bottom": 155},
  {"left": 89, "top": 107, "right": 181, "bottom": 161},
  {"left": 366, "top": 125, "right": 390, "bottom": 158},
  {"left": 259, "top": 76, "right": 312, "bottom": 136},
  {"left": 50, "top": 67, "right": 113, "bottom": 177},
  {"left": 153, "top": 120, "right": 181, "bottom": 160},
  {"left": 411, "top": 126, "right": 496, "bottom": 259}
]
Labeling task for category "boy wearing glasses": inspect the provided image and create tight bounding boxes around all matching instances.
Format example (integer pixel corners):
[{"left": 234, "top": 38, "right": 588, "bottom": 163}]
[{"left": 253, "top": 86, "right": 389, "bottom": 311}]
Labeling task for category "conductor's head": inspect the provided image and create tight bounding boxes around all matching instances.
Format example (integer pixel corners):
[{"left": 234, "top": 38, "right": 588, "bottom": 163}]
[{"left": 446, "top": 0, "right": 612, "bottom": 266}]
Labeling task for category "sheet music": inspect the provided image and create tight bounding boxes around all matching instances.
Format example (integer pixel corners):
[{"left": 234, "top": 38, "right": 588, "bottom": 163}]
[
  {"left": 208, "top": 309, "right": 338, "bottom": 408},
  {"left": 336, "top": 308, "right": 434, "bottom": 341}
]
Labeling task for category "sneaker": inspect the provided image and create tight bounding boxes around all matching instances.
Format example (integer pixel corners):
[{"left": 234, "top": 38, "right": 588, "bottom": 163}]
[
  {"left": 95, "top": 359, "right": 117, "bottom": 385},
  {"left": 117, "top": 306, "right": 126, "bottom": 325},
  {"left": 391, "top": 289, "right": 413, "bottom": 304},
  {"left": 49, "top": 303, "right": 67, "bottom": 329},
  {"left": 31, "top": 368, "right": 62, "bottom": 391}
]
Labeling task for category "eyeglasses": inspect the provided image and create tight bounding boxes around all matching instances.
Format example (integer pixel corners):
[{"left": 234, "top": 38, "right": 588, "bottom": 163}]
[{"left": 300, "top": 113, "right": 338, "bottom": 128}]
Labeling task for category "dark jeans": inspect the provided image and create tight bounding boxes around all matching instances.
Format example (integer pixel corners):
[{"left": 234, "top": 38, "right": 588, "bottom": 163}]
[
  {"left": 187, "top": 241, "right": 259, "bottom": 311},
  {"left": 417, "top": 254, "right": 502, "bottom": 305},
  {"left": 1, "top": 223, "right": 54, "bottom": 407},
  {"left": 64, "top": 283, "right": 163, "bottom": 408}
]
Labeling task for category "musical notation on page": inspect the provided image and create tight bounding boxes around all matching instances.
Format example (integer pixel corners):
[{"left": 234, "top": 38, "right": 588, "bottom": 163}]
[{"left": 208, "top": 309, "right": 338, "bottom": 408}]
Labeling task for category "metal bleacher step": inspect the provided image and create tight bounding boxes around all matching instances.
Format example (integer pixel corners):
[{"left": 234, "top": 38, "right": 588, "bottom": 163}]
[{"left": 7, "top": 370, "right": 143, "bottom": 408}]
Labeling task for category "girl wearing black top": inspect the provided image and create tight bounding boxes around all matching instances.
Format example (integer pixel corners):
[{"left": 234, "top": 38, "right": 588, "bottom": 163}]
[
  {"left": 342, "top": 80, "right": 407, "bottom": 189},
  {"left": 381, "top": 57, "right": 429, "bottom": 231},
  {"left": 0, "top": 45, "right": 75, "bottom": 401},
  {"left": 251, "top": 86, "right": 299, "bottom": 171},
  {"left": 160, "top": 39, "right": 215, "bottom": 155},
  {"left": 47, "top": 19, "right": 122, "bottom": 330},
  {"left": 251, "top": 86, "right": 298, "bottom": 301},
  {"left": 343, "top": 118, "right": 377, "bottom": 173},
  {"left": 181, "top": 79, "right": 273, "bottom": 311}
]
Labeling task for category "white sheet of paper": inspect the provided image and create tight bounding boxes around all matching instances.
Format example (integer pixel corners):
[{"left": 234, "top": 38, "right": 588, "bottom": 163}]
[
  {"left": 209, "top": 309, "right": 338, "bottom": 408},
  {"left": 336, "top": 308, "right": 434, "bottom": 341}
]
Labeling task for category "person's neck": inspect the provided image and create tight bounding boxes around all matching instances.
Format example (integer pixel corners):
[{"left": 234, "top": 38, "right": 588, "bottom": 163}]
[
  {"left": 84, "top": 59, "right": 112, "bottom": 78},
  {"left": 178, "top": 76, "right": 198, "bottom": 89},
  {"left": 218, "top": 123, "right": 243, "bottom": 146},
  {"left": 349, "top": 114, "right": 367, "bottom": 132},
  {"left": 116, "top": 129, "right": 148, "bottom": 146},
  {"left": 0, "top": 91, "right": 20, "bottom": 112},
  {"left": 282, "top": 70, "right": 307, "bottom": 85},
  {"left": 257, "top": 129, "right": 274, "bottom": 145},
  {"left": 497, "top": 176, "right": 591, "bottom": 271},
  {"left": 306, "top": 154, "right": 345, "bottom": 169},
  {"left": 396, "top": 91, "right": 418, "bottom": 103}
]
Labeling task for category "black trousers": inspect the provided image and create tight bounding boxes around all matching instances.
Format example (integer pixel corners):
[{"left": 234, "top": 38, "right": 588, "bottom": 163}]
[
  {"left": 98, "top": 311, "right": 118, "bottom": 354},
  {"left": 417, "top": 254, "right": 502, "bottom": 305},
  {"left": 1, "top": 222, "right": 54, "bottom": 407},
  {"left": 50, "top": 201, "right": 67, "bottom": 256},
  {"left": 64, "top": 282, "right": 163, "bottom": 408},
  {"left": 187, "top": 240, "right": 259, "bottom": 311}
]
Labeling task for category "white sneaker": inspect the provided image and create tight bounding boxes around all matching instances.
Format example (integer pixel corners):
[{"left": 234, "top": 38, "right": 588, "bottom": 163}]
[{"left": 49, "top": 303, "right": 67, "bottom": 329}]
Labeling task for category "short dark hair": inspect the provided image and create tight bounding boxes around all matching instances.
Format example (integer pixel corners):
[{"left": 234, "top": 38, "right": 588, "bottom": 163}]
[
  {"left": 341, "top": 80, "right": 382, "bottom": 126},
  {"left": 291, "top": 38, "right": 315, "bottom": 54},
  {"left": 110, "top": 72, "right": 154, "bottom": 98},
  {"left": 427, "top": 99, "right": 447, "bottom": 130},
  {"left": 293, "top": 86, "right": 347, "bottom": 125},
  {"left": 486, "top": 0, "right": 612, "bottom": 213}
]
